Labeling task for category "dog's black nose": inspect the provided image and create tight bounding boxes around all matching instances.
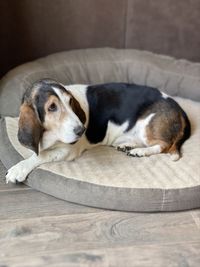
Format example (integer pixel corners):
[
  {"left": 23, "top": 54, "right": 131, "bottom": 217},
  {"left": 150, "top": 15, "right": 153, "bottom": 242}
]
[{"left": 74, "top": 126, "right": 85, "bottom": 137}]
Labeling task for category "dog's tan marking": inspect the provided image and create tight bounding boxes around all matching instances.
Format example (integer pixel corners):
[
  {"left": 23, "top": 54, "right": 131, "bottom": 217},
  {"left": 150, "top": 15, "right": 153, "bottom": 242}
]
[
  {"left": 144, "top": 102, "right": 186, "bottom": 159},
  {"left": 18, "top": 101, "right": 43, "bottom": 154},
  {"left": 168, "top": 115, "right": 186, "bottom": 156},
  {"left": 43, "top": 95, "right": 66, "bottom": 130}
]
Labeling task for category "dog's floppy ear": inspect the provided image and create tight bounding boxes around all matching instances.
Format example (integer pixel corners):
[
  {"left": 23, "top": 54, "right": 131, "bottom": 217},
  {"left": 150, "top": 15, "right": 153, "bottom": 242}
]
[
  {"left": 18, "top": 101, "right": 43, "bottom": 155},
  {"left": 71, "top": 96, "right": 86, "bottom": 124}
]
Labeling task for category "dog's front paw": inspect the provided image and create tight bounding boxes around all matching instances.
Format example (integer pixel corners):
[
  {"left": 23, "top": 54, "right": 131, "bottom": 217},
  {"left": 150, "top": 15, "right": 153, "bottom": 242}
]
[{"left": 6, "top": 161, "right": 31, "bottom": 183}]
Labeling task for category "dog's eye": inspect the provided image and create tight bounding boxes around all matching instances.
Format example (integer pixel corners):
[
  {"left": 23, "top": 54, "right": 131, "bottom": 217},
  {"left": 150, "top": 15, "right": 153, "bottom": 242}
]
[{"left": 48, "top": 103, "right": 57, "bottom": 112}]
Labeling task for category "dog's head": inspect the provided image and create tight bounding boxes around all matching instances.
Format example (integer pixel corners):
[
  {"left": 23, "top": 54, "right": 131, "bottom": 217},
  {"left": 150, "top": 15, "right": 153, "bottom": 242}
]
[{"left": 18, "top": 79, "right": 86, "bottom": 154}]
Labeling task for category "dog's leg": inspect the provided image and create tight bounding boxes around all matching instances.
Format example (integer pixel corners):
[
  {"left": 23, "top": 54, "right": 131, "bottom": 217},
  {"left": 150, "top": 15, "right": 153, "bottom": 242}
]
[
  {"left": 127, "top": 144, "right": 162, "bottom": 157},
  {"left": 6, "top": 146, "right": 70, "bottom": 183}
]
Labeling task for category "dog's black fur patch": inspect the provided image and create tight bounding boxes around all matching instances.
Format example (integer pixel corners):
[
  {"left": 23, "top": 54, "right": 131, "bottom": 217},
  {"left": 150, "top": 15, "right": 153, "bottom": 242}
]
[{"left": 86, "top": 83, "right": 190, "bottom": 145}]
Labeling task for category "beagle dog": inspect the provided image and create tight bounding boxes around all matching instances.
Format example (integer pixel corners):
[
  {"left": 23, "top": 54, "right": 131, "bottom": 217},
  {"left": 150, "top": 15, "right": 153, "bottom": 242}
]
[{"left": 6, "top": 79, "right": 191, "bottom": 183}]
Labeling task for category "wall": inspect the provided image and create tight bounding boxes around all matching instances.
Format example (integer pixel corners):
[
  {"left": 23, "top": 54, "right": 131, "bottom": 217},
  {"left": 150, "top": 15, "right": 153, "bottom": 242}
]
[{"left": 0, "top": 0, "right": 200, "bottom": 78}]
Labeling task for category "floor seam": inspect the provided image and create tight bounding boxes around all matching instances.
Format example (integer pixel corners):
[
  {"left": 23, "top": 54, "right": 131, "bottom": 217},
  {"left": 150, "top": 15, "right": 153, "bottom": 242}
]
[{"left": 191, "top": 212, "right": 200, "bottom": 229}]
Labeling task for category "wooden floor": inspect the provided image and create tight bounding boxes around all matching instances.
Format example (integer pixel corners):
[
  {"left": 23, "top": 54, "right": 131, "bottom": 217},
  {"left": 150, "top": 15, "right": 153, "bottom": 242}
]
[{"left": 0, "top": 161, "right": 200, "bottom": 267}]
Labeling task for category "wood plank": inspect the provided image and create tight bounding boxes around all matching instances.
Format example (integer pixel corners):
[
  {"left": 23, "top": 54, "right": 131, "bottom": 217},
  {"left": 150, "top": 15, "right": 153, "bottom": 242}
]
[
  {"left": 191, "top": 210, "right": 200, "bottom": 229},
  {"left": 0, "top": 211, "right": 199, "bottom": 259},
  {"left": 0, "top": 180, "right": 30, "bottom": 191},
  {"left": 1, "top": 163, "right": 200, "bottom": 266},
  {"left": 0, "top": 189, "right": 101, "bottom": 220},
  {"left": 1, "top": 241, "right": 200, "bottom": 267}
]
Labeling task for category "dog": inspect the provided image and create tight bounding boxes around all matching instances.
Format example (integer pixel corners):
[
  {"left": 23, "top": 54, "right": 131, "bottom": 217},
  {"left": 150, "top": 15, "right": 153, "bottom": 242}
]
[{"left": 6, "top": 79, "right": 191, "bottom": 183}]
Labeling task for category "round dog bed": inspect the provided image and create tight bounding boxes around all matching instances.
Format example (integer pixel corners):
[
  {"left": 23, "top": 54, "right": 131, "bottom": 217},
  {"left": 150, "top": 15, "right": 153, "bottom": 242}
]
[{"left": 0, "top": 48, "right": 200, "bottom": 212}]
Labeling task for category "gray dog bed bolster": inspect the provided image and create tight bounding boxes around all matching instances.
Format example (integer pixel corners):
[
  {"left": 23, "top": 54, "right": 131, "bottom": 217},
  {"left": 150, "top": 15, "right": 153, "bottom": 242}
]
[{"left": 0, "top": 48, "right": 200, "bottom": 212}]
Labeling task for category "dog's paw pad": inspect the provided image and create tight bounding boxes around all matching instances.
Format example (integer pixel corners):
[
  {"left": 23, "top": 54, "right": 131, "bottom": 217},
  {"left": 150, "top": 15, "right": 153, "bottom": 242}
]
[
  {"left": 127, "top": 152, "right": 140, "bottom": 157},
  {"left": 117, "top": 146, "right": 126, "bottom": 152},
  {"left": 127, "top": 148, "right": 146, "bottom": 158},
  {"left": 117, "top": 145, "right": 134, "bottom": 152}
]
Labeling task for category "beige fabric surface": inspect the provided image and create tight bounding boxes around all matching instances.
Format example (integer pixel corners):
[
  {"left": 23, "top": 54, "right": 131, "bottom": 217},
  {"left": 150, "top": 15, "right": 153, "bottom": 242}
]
[{"left": 5, "top": 97, "right": 200, "bottom": 190}]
